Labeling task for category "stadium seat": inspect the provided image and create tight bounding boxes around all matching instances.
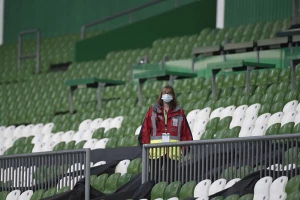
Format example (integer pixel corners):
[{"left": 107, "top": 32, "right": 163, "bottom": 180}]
[
  {"left": 253, "top": 176, "right": 272, "bottom": 200},
  {"left": 6, "top": 190, "right": 21, "bottom": 200},
  {"left": 151, "top": 182, "right": 168, "bottom": 200},
  {"left": 103, "top": 173, "right": 121, "bottom": 194},
  {"left": 209, "top": 179, "right": 226, "bottom": 195},
  {"left": 225, "top": 178, "right": 241, "bottom": 189},
  {"left": 238, "top": 194, "right": 254, "bottom": 200},
  {"left": 179, "top": 181, "right": 196, "bottom": 200},
  {"left": 194, "top": 179, "right": 211, "bottom": 198},
  {"left": 224, "top": 194, "right": 239, "bottom": 200},
  {"left": 164, "top": 181, "right": 182, "bottom": 200},
  {"left": 115, "top": 159, "right": 130, "bottom": 175},
  {"left": 42, "top": 187, "right": 57, "bottom": 198},
  {"left": 18, "top": 190, "right": 33, "bottom": 200},
  {"left": 92, "top": 174, "right": 109, "bottom": 192},
  {"left": 30, "top": 189, "right": 45, "bottom": 200}
]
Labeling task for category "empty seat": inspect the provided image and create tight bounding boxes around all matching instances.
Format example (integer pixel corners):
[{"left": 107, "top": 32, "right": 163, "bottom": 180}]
[
  {"left": 78, "top": 119, "right": 92, "bottom": 131},
  {"left": 115, "top": 159, "right": 130, "bottom": 175},
  {"left": 253, "top": 176, "right": 272, "bottom": 200},
  {"left": 90, "top": 118, "right": 103, "bottom": 130},
  {"left": 209, "top": 179, "right": 226, "bottom": 195}
]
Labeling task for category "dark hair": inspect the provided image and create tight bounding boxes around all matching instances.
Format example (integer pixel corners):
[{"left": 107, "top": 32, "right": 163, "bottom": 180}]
[{"left": 156, "top": 85, "right": 178, "bottom": 111}]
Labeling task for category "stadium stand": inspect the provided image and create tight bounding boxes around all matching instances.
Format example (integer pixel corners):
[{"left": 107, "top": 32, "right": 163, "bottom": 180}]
[{"left": 2, "top": 0, "right": 300, "bottom": 199}]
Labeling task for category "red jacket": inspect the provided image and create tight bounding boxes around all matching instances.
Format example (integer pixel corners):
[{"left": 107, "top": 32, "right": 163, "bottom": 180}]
[{"left": 138, "top": 103, "right": 193, "bottom": 145}]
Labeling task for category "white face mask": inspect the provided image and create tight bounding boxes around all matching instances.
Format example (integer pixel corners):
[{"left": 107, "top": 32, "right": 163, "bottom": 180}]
[{"left": 161, "top": 94, "right": 173, "bottom": 103}]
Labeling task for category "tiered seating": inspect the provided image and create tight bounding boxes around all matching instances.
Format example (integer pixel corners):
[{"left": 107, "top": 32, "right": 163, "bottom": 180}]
[{"left": 148, "top": 175, "right": 291, "bottom": 200}]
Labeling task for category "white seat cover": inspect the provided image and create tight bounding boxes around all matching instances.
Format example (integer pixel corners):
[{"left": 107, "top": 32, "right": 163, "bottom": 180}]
[
  {"left": 90, "top": 118, "right": 103, "bottom": 130},
  {"left": 101, "top": 118, "right": 113, "bottom": 132},
  {"left": 233, "top": 105, "right": 248, "bottom": 119},
  {"left": 283, "top": 100, "right": 298, "bottom": 113},
  {"left": 246, "top": 103, "right": 261, "bottom": 116},
  {"left": 93, "top": 161, "right": 106, "bottom": 167},
  {"left": 253, "top": 176, "right": 272, "bottom": 200},
  {"left": 254, "top": 113, "right": 271, "bottom": 127},
  {"left": 281, "top": 111, "right": 297, "bottom": 125},
  {"left": 242, "top": 115, "right": 257, "bottom": 127},
  {"left": 13, "top": 125, "right": 25, "bottom": 138},
  {"left": 41, "top": 142, "right": 54, "bottom": 152},
  {"left": 94, "top": 138, "right": 109, "bottom": 149},
  {"left": 270, "top": 176, "right": 288, "bottom": 195},
  {"left": 72, "top": 130, "right": 86, "bottom": 143},
  {"left": 81, "top": 129, "right": 95, "bottom": 141},
  {"left": 42, "top": 123, "right": 55, "bottom": 134},
  {"left": 83, "top": 139, "right": 98, "bottom": 149},
  {"left": 78, "top": 119, "right": 92, "bottom": 131},
  {"left": 31, "top": 123, "right": 44, "bottom": 136},
  {"left": 135, "top": 126, "right": 141, "bottom": 135},
  {"left": 220, "top": 106, "right": 236, "bottom": 119},
  {"left": 6, "top": 190, "right": 21, "bottom": 200},
  {"left": 32, "top": 143, "right": 43, "bottom": 153},
  {"left": 225, "top": 178, "right": 241, "bottom": 189},
  {"left": 115, "top": 159, "right": 131, "bottom": 175},
  {"left": 229, "top": 116, "right": 244, "bottom": 129},
  {"left": 192, "top": 118, "right": 209, "bottom": 140},
  {"left": 251, "top": 124, "right": 267, "bottom": 137},
  {"left": 110, "top": 116, "right": 124, "bottom": 129},
  {"left": 239, "top": 125, "right": 254, "bottom": 137},
  {"left": 61, "top": 130, "right": 75, "bottom": 142},
  {"left": 22, "top": 124, "right": 35, "bottom": 137},
  {"left": 32, "top": 134, "right": 44, "bottom": 144},
  {"left": 269, "top": 192, "right": 287, "bottom": 200},
  {"left": 267, "top": 112, "right": 284, "bottom": 128},
  {"left": 52, "top": 131, "right": 64, "bottom": 145},
  {"left": 197, "top": 107, "right": 211, "bottom": 121},
  {"left": 209, "top": 178, "right": 226, "bottom": 195},
  {"left": 3, "top": 125, "right": 16, "bottom": 139},
  {"left": 42, "top": 134, "right": 54, "bottom": 144},
  {"left": 194, "top": 179, "right": 211, "bottom": 198},
  {"left": 210, "top": 107, "right": 224, "bottom": 119},
  {"left": 19, "top": 190, "right": 33, "bottom": 200}
]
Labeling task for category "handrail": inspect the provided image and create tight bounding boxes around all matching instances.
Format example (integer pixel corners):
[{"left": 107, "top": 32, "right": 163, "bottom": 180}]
[
  {"left": 81, "top": 0, "right": 166, "bottom": 39},
  {"left": 18, "top": 29, "right": 41, "bottom": 74}
]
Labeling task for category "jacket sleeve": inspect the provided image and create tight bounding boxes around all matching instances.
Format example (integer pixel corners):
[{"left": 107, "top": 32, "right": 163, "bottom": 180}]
[
  {"left": 138, "top": 107, "right": 152, "bottom": 147},
  {"left": 180, "top": 109, "right": 193, "bottom": 141}
]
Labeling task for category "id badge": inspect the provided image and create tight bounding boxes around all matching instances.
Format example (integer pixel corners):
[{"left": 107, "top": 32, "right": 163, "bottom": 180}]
[
  {"left": 172, "top": 117, "right": 178, "bottom": 127},
  {"left": 162, "top": 133, "right": 170, "bottom": 143}
]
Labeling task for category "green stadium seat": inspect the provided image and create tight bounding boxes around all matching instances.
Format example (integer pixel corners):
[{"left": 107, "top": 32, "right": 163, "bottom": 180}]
[
  {"left": 272, "top": 92, "right": 286, "bottom": 104},
  {"left": 0, "top": 191, "right": 8, "bottom": 200},
  {"left": 57, "top": 184, "right": 70, "bottom": 193},
  {"left": 267, "top": 68, "right": 281, "bottom": 84},
  {"left": 206, "top": 118, "right": 220, "bottom": 131},
  {"left": 238, "top": 194, "right": 254, "bottom": 200},
  {"left": 286, "top": 175, "right": 300, "bottom": 195},
  {"left": 179, "top": 181, "right": 196, "bottom": 200},
  {"left": 53, "top": 142, "right": 66, "bottom": 151},
  {"left": 200, "top": 129, "right": 215, "bottom": 140},
  {"left": 42, "top": 187, "right": 56, "bottom": 199},
  {"left": 103, "top": 173, "right": 121, "bottom": 194},
  {"left": 92, "top": 174, "right": 109, "bottom": 192},
  {"left": 265, "top": 123, "right": 280, "bottom": 135},
  {"left": 30, "top": 189, "right": 45, "bottom": 200},
  {"left": 211, "top": 197, "right": 224, "bottom": 200},
  {"left": 256, "top": 70, "right": 268, "bottom": 85},
  {"left": 90, "top": 175, "right": 97, "bottom": 186},
  {"left": 254, "top": 85, "right": 267, "bottom": 95},
  {"left": 278, "top": 122, "right": 294, "bottom": 135},
  {"left": 127, "top": 158, "right": 142, "bottom": 176},
  {"left": 236, "top": 166, "right": 252, "bottom": 179},
  {"left": 270, "top": 102, "right": 284, "bottom": 114},
  {"left": 224, "top": 194, "right": 239, "bottom": 200},
  {"left": 286, "top": 191, "right": 300, "bottom": 200},
  {"left": 150, "top": 182, "right": 168, "bottom": 200},
  {"left": 220, "top": 166, "right": 236, "bottom": 181},
  {"left": 164, "top": 181, "right": 182, "bottom": 199},
  {"left": 64, "top": 141, "right": 76, "bottom": 150},
  {"left": 248, "top": 94, "right": 262, "bottom": 105},
  {"left": 74, "top": 140, "right": 87, "bottom": 149},
  {"left": 217, "top": 117, "right": 232, "bottom": 131},
  {"left": 117, "top": 173, "right": 133, "bottom": 188}
]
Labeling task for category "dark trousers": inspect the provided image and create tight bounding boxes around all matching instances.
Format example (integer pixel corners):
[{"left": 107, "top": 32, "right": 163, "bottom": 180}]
[{"left": 148, "top": 155, "right": 178, "bottom": 183}]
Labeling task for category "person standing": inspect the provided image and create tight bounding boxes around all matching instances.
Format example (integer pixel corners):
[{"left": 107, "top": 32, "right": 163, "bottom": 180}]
[{"left": 138, "top": 85, "right": 193, "bottom": 182}]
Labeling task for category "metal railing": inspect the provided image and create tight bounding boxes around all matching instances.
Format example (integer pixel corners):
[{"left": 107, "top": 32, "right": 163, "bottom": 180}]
[
  {"left": 81, "top": 0, "right": 167, "bottom": 39},
  {"left": 18, "top": 29, "right": 41, "bottom": 74},
  {"left": 0, "top": 149, "right": 90, "bottom": 200},
  {"left": 142, "top": 134, "right": 300, "bottom": 184}
]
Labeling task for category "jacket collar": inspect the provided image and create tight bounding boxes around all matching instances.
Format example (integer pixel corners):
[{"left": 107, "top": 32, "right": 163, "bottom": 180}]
[{"left": 152, "top": 103, "right": 181, "bottom": 113}]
